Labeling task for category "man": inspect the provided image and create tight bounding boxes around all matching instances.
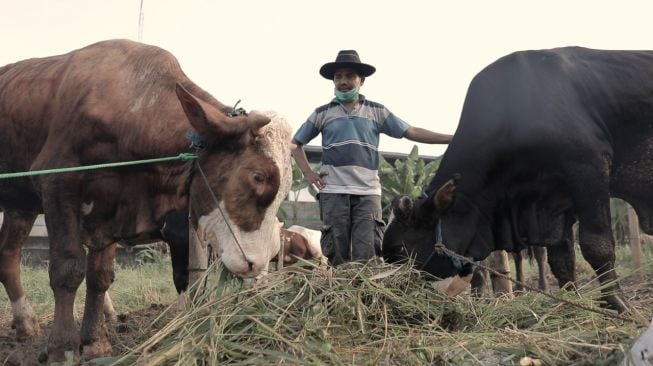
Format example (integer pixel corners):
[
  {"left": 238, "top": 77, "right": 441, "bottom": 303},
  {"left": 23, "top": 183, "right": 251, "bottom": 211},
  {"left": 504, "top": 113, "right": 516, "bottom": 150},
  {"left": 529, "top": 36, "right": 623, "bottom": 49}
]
[{"left": 291, "top": 49, "right": 452, "bottom": 266}]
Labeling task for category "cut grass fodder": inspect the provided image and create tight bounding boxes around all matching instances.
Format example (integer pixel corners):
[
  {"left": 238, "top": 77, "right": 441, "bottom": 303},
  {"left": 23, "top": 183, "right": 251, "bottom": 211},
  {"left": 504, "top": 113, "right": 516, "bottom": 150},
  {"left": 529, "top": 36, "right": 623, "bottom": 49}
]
[{"left": 114, "top": 257, "right": 652, "bottom": 365}]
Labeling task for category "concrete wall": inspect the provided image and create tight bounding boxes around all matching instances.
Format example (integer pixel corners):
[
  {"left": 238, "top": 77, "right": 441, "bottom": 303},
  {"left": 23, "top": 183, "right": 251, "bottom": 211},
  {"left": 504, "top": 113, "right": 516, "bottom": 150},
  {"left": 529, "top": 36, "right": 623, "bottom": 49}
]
[
  {"left": 4, "top": 201, "right": 322, "bottom": 266},
  {"left": 279, "top": 201, "right": 321, "bottom": 230}
]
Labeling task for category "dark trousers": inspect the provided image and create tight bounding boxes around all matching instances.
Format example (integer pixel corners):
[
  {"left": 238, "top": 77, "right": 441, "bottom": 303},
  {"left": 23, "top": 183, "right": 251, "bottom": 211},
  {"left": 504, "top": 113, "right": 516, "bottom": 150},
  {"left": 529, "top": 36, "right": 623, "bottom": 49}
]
[{"left": 318, "top": 193, "right": 385, "bottom": 266}]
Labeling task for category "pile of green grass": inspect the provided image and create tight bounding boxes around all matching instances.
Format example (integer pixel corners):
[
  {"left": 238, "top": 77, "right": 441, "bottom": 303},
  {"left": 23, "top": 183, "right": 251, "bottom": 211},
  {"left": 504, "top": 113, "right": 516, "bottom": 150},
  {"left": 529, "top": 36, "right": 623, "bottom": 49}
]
[{"left": 112, "top": 254, "right": 652, "bottom": 366}]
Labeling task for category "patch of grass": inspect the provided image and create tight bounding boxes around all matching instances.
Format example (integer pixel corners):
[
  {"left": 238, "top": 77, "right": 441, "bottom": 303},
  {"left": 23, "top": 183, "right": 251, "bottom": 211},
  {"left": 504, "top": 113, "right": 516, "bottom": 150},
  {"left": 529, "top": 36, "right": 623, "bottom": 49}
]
[
  {"left": 616, "top": 240, "right": 653, "bottom": 267},
  {"left": 109, "top": 261, "right": 178, "bottom": 310},
  {"left": 511, "top": 242, "right": 652, "bottom": 283},
  {"left": 0, "top": 258, "right": 177, "bottom": 323}
]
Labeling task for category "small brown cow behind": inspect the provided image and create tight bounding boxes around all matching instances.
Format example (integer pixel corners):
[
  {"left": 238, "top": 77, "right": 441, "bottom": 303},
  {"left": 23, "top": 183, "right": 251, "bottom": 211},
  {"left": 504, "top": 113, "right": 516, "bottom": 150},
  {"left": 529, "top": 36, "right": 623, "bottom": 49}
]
[{"left": 277, "top": 222, "right": 327, "bottom": 265}]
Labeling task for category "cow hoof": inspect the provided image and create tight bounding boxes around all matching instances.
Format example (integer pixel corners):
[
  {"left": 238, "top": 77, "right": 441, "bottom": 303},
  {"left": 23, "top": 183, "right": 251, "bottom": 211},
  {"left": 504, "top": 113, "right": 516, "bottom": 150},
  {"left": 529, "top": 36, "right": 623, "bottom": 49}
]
[
  {"left": 176, "top": 292, "right": 190, "bottom": 312},
  {"left": 46, "top": 324, "right": 81, "bottom": 364},
  {"left": 12, "top": 314, "right": 41, "bottom": 341},
  {"left": 38, "top": 349, "right": 48, "bottom": 363},
  {"left": 603, "top": 294, "right": 629, "bottom": 313},
  {"left": 44, "top": 349, "right": 78, "bottom": 365},
  {"left": 82, "top": 340, "right": 113, "bottom": 360}
]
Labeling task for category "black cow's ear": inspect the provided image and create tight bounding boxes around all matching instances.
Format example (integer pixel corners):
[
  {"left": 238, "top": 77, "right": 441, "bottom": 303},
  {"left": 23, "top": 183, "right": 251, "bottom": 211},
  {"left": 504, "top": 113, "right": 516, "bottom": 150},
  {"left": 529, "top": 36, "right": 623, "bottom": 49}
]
[{"left": 433, "top": 174, "right": 460, "bottom": 212}]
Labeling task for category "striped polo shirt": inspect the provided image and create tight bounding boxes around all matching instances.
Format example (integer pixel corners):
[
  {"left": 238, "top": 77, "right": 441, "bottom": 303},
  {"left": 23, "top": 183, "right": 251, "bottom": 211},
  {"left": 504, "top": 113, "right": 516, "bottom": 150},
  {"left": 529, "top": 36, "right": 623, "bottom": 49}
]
[{"left": 293, "top": 95, "right": 410, "bottom": 196}]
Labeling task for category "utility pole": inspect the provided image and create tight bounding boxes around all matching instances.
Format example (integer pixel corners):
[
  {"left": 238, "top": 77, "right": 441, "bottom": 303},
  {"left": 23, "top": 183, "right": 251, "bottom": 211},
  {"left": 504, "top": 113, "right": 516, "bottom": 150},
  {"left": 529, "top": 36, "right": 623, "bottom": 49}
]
[{"left": 138, "top": 0, "right": 145, "bottom": 41}]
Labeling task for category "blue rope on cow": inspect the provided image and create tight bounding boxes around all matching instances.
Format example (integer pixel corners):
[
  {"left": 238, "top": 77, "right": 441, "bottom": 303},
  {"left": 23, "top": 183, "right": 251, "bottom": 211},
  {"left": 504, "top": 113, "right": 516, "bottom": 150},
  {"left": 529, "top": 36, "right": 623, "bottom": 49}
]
[
  {"left": 435, "top": 221, "right": 464, "bottom": 270},
  {"left": 419, "top": 221, "right": 464, "bottom": 272},
  {"left": 186, "top": 132, "right": 206, "bottom": 151},
  {"left": 435, "top": 220, "right": 443, "bottom": 244}
]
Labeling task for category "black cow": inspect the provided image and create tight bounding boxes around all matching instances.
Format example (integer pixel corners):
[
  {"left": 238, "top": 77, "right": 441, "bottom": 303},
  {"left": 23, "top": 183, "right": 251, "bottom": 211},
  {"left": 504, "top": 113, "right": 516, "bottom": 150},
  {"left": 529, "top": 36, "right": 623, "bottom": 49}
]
[
  {"left": 157, "top": 212, "right": 190, "bottom": 294},
  {"left": 384, "top": 195, "right": 577, "bottom": 295},
  {"left": 116, "top": 211, "right": 189, "bottom": 295},
  {"left": 384, "top": 47, "right": 653, "bottom": 312}
]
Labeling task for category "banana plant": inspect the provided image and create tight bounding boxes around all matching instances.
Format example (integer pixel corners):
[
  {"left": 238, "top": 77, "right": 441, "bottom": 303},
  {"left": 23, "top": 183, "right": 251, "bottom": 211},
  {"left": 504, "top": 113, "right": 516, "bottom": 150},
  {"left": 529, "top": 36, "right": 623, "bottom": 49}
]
[
  {"left": 281, "top": 162, "right": 320, "bottom": 225},
  {"left": 378, "top": 145, "right": 441, "bottom": 220}
]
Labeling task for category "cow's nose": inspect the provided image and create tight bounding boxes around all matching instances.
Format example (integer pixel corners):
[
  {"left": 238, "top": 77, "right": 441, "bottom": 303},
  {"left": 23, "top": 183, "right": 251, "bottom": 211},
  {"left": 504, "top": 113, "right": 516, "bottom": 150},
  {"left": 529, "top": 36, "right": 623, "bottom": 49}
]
[{"left": 238, "top": 258, "right": 265, "bottom": 279}]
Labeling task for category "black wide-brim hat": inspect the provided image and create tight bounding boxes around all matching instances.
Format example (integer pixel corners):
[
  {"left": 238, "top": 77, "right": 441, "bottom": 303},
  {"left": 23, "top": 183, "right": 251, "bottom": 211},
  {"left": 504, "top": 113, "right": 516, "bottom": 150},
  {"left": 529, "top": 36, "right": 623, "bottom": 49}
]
[{"left": 319, "top": 50, "right": 376, "bottom": 80}]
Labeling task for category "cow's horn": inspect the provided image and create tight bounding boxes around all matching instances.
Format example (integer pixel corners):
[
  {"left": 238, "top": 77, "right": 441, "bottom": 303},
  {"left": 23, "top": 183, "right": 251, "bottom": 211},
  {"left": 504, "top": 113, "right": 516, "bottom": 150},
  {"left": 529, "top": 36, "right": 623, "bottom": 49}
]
[{"left": 246, "top": 111, "right": 271, "bottom": 130}]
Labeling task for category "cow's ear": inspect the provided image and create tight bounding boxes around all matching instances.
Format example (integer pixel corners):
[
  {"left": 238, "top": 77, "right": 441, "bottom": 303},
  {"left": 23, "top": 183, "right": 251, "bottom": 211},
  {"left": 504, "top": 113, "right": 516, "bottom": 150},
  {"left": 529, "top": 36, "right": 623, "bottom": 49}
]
[
  {"left": 175, "top": 83, "right": 270, "bottom": 140},
  {"left": 176, "top": 83, "right": 218, "bottom": 139},
  {"left": 433, "top": 174, "right": 460, "bottom": 212}
]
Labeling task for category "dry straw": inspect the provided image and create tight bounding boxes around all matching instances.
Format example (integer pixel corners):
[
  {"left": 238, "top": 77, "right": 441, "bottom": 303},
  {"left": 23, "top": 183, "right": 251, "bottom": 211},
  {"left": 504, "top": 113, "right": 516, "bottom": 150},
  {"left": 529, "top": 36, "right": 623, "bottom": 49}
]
[{"left": 110, "top": 256, "right": 652, "bottom": 366}]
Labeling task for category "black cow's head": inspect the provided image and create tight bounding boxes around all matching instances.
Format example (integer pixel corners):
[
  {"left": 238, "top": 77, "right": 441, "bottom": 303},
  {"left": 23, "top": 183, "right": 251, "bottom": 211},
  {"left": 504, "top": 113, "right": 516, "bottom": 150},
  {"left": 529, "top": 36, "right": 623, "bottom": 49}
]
[
  {"left": 383, "top": 177, "right": 476, "bottom": 281},
  {"left": 383, "top": 175, "right": 490, "bottom": 281}
]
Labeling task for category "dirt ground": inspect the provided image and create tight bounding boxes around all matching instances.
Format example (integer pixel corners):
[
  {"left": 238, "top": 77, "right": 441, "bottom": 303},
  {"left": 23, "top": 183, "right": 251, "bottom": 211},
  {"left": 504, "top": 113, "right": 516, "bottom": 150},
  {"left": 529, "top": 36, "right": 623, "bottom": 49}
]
[
  {"left": 0, "top": 303, "right": 171, "bottom": 366},
  {"left": 0, "top": 273, "right": 651, "bottom": 366}
]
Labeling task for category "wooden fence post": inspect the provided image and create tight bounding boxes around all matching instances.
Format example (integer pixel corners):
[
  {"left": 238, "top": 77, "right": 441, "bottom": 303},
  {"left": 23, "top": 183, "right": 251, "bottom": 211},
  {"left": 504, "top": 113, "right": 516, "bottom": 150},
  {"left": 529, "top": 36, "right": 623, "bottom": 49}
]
[
  {"left": 187, "top": 227, "right": 208, "bottom": 293},
  {"left": 627, "top": 206, "right": 642, "bottom": 273},
  {"left": 487, "top": 250, "right": 513, "bottom": 298}
]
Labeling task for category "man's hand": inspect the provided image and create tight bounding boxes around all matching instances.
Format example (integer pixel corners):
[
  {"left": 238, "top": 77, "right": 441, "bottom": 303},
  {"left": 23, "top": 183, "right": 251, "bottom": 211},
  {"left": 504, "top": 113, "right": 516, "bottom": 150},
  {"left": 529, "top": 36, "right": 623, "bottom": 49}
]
[{"left": 304, "top": 170, "right": 326, "bottom": 190}]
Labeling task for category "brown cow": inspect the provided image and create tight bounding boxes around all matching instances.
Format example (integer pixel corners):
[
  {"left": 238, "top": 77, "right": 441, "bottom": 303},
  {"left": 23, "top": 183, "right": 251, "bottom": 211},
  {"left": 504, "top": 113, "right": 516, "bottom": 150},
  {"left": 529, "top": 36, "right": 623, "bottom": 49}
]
[{"left": 0, "top": 39, "right": 291, "bottom": 363}]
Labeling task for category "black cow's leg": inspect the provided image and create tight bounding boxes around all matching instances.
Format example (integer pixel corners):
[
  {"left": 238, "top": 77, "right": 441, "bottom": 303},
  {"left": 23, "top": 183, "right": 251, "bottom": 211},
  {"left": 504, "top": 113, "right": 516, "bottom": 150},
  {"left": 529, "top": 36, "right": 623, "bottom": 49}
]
[
  {"left": 80, "top": 243, "right": 116, "bottom": 359},
  {"left": 469, "top": 267, "right": 487, "bottom": 297},
  {"left": 577, "top": 223, "right": 628, "bottom": 312},
  {"left": 547, "top": 238, "right": 577, "bottom": 289},
  {"left": 572, "top": 170, "right": 628, "bottom": 312},
  {"left": 512, "top": 250, "right": 525, "bottom": 292},
  {"left": 160, "top": 212, "right": 190, "bottom": 294},
  {"left": 0, "top": 211, "right": 40, "bottom": 340},
  {"left": 533, "top": 246, "right": 548, "bottom": 291},
  {"left": 168, "top": 241, "right": 189, "bottom": 294}
]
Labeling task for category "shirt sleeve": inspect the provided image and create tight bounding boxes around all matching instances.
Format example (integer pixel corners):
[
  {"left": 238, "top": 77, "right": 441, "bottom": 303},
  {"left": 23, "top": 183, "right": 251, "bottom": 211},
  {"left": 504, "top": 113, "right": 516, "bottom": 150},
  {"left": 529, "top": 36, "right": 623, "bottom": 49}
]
[
  {"left": 293, "top": 112, "right": 320, "bottom": 145},
  {"left": 380, "top": 112, "right": 411, "bottom": 138}
]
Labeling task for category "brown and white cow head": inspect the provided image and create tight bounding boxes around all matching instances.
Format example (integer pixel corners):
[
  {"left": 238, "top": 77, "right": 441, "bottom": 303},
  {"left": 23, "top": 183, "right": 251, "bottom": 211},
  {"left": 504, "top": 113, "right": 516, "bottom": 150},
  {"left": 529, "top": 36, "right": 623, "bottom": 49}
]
[{"left": 175, "top": 84, "right": 292, "bottom": 279}]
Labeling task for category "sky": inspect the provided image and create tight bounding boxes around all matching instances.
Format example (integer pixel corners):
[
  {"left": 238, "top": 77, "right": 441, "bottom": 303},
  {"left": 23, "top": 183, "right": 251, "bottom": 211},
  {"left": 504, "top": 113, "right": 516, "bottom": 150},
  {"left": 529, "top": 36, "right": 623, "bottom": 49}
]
[{"left": 2, "top": 0, "right": 653, "bottom": 157}]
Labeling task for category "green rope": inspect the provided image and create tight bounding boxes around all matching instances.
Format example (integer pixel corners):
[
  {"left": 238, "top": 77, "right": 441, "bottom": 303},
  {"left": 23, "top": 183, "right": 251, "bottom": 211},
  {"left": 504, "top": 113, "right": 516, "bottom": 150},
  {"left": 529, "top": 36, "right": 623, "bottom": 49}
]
[{"left": 0, "top": 153, "right": 197, "bottom": 179}]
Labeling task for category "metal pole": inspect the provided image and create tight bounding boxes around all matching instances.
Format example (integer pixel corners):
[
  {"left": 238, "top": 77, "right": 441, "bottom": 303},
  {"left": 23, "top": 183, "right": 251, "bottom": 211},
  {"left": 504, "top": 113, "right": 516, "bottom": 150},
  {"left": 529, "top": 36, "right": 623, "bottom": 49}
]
[{"left": 138, "top": 0, "right": 145, "bottom": 41}]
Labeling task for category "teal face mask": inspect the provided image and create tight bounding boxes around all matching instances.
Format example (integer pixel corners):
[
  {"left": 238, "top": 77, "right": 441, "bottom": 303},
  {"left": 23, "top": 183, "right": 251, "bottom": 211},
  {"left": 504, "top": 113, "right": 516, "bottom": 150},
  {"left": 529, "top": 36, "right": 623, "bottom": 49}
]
[{"left": 334, "top": 88, "right": 359, "bottom": 102}]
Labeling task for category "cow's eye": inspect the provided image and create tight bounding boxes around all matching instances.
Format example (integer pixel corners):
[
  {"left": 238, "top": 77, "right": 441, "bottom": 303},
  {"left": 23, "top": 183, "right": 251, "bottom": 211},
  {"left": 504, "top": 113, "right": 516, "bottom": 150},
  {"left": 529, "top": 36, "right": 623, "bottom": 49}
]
[{"left": 252, "top": 171, "right": 266, "bottom": 184}]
